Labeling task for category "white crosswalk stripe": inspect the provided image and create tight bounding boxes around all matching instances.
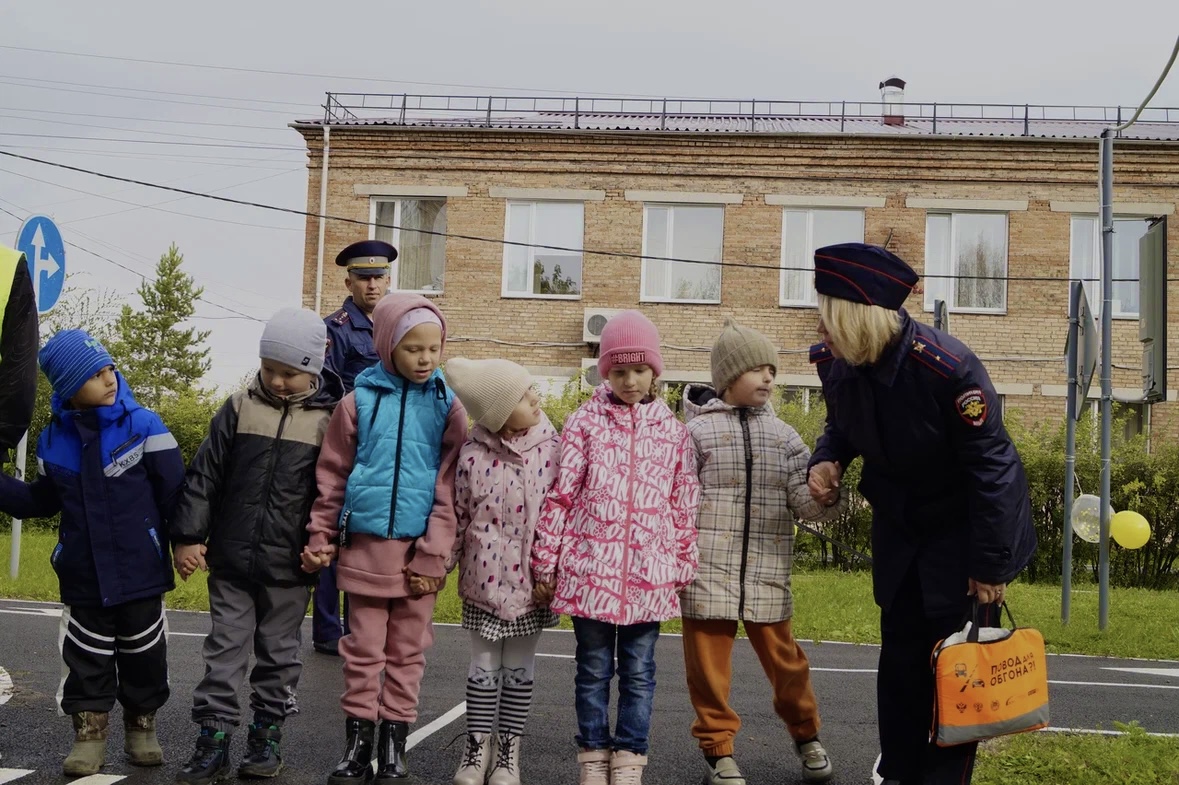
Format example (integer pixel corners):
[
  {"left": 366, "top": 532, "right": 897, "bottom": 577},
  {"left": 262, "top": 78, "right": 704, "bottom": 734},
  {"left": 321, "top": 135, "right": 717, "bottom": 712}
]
[{"left": 0, "top": 770, "right": 36, "bottom": 785}]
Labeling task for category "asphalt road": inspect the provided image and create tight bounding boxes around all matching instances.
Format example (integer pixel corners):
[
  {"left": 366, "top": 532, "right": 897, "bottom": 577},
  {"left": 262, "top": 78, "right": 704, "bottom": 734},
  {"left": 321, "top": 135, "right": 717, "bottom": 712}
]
[{"left": 1, "top": 599, "right": 1176, "bottom": 784}]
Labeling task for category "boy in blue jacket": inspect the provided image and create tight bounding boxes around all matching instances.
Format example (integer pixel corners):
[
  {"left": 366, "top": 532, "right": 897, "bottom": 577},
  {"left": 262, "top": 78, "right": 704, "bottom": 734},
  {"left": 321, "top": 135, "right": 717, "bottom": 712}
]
[{"left": 0, "top": 330, "right": 185, "bottom": 777}]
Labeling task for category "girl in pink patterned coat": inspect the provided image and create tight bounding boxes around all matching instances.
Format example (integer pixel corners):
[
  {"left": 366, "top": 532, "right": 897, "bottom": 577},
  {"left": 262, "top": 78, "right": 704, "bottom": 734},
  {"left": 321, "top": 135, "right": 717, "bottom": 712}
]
[
  {"left": 443, "top": 358, "right": 560, "bottom": 785},
  {"left": 531, "top": 310, "right": 701, "bottom": 785}
]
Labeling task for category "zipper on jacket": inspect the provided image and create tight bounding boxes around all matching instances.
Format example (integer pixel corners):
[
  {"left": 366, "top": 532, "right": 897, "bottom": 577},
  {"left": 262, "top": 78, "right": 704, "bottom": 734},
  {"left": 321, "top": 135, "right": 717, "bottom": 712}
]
[
  {"left": 387, "top": 377, "right": 410, "bottom": 538},
  {"left": 620, "top": 406, "right": 638, "bottom": 617},
  {"left": 251, "top": 401, "right": 290, "bottom": 576},
  {"left": 737, "top": 408, "right": 754, "bottom": 621}
]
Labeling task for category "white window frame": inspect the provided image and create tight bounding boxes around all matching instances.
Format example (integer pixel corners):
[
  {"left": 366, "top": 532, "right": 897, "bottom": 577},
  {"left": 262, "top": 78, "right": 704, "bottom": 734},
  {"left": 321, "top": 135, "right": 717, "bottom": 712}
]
[
  {"left": 640, "top": 203, "right": 724, "bottom": 305},
  {"left": 922, "top": 211, "right": 1009, "bottom": 315},
  {"left": 368, "top": 197, "right": 447, "bottom": 294},
  {"left": 500, "top": 200, "right": 584, "bottom": 300},
  {"left": 1068, "top": 214, "right": 1151, "bottom": 320},
  {"left": 780, "top": 386, "right": 824, "bottom": 413},
  {"left": 779, "top": 208, "right": 866, "bottom": 308}
]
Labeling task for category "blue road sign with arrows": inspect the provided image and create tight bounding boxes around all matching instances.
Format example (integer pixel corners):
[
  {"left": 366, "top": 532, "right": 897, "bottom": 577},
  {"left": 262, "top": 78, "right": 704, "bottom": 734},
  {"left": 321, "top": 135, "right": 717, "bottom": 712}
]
[{"left": 15, "top": 215, "right": 66, "bottom": 314}]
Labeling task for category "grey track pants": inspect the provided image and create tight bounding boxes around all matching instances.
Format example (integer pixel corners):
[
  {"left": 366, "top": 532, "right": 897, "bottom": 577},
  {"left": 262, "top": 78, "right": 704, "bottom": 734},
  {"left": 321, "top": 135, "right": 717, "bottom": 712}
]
[{"left": 191, "top": 573, "right": 310, "bottom": 729}]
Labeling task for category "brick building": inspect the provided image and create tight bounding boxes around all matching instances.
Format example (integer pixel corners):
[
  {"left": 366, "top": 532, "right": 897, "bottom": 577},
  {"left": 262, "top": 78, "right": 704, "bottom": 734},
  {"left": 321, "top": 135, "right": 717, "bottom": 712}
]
[{"left": 292, "top": 91, "right": 1179, "bottom": 437}]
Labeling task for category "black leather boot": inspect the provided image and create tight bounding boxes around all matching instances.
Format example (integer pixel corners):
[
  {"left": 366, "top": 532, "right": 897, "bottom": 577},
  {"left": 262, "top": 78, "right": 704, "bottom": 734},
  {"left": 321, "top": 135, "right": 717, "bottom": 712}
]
[
  {"left": 374, "top": 720, "right": 409, "bottom": 780},
  {"left": 327, "top": 718, "right": 375, "bottom": 785}
]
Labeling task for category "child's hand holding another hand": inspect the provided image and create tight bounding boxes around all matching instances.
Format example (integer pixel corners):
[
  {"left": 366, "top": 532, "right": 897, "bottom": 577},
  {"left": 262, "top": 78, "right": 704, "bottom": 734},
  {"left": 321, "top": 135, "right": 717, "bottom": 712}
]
[{"left": 300, "top": 544, "right": 337, "bottom": 573}]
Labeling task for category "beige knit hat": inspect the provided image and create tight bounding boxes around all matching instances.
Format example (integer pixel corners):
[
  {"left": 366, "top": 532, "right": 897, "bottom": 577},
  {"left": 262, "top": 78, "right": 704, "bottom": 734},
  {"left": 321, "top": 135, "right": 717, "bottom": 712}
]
[
  {"left": 710, "top": 318, "right": 779, "bottom": 393},
  {"left": 444, "top": 357, "right": 534, "bottom": 432}
]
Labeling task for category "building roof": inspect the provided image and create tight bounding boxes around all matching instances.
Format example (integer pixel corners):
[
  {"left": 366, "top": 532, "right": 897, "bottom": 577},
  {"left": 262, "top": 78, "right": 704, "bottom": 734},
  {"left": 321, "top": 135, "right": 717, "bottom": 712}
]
[{"left": 293, "top": 94, "right": 1179, "bottom": 141}]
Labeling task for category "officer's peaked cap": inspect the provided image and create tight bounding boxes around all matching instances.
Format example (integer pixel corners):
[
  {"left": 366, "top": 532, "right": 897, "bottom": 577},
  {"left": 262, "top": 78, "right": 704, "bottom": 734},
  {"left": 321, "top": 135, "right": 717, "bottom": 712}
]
[{"left": 336, "top": 240, "right": 397, "bottom": 277}]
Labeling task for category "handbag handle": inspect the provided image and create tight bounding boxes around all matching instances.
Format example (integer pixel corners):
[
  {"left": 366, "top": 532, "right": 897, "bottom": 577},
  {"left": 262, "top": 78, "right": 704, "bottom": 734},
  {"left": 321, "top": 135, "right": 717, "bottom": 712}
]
[{"left": 965, "top": 599, "right": 1018, "bottom": 643}]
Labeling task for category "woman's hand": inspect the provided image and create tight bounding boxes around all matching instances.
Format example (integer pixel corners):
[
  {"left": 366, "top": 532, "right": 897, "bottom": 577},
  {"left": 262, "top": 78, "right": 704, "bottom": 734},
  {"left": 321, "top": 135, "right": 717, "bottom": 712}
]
[
  {"left": 968, "top": 578, "right": 1007, "bottom": 605},
  {"left": 807, "top": 461, "right": 843, "bottom": 506}
]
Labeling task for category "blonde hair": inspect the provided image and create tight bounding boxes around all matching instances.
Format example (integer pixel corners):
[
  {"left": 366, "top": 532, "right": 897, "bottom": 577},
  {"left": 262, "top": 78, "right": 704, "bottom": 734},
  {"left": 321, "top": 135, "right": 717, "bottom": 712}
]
[{"left": 818, "top": 294, "right": 902, "bottom": 366}]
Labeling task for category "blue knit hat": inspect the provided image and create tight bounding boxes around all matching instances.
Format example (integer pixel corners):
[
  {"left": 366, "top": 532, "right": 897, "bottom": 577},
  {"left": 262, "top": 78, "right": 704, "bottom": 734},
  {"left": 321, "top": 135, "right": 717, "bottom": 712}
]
[{"left": 39, "top": 329, "right": 115, "bottom": 401}]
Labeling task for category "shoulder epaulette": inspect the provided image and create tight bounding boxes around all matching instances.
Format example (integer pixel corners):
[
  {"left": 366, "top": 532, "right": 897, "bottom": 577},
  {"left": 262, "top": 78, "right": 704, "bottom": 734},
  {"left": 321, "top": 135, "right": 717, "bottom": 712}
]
[
  {"left": 909, "top": 336, "right": 961, "bottom": 379},
  {"left": 809, "top": 342, "right": 833, "bottom": 365},
  {"left": 330, "top": 309, "right": 350, "bottom": 326}
]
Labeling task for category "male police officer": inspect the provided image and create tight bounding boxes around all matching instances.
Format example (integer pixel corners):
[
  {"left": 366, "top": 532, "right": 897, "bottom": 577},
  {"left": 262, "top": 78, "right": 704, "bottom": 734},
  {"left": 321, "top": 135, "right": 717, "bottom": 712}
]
[
  {"left": 313, "top": 240, "right": 396, "bottom": 655},
  {"left": 0, "top": 244, "right": 39, "bottom": 455},
  {"left": 804, "top": 243, "right": 1035, "bottom": 785}
]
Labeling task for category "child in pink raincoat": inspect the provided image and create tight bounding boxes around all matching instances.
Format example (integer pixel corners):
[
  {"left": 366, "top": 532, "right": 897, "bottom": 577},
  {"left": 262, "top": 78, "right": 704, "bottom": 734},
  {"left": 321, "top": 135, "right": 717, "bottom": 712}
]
[{"left": 531, "top": 310, "right": 701, "bottom": 785}]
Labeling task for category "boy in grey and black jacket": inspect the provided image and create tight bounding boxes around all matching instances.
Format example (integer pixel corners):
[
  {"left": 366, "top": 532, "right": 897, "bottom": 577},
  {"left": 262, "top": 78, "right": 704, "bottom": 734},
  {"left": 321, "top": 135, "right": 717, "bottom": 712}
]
[
  {"left": 170, "top": 308, "right": 340, "bottom": 784},
  {"left": 680, "top": 319, "right": 844, "bottom": 785}
]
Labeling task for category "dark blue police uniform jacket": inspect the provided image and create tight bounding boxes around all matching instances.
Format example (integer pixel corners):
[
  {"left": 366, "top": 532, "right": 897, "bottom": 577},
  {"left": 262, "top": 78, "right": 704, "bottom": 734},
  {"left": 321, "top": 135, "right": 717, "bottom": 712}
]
[
  {"left": 324, "top": 297, "right": 379, "bottom": 393},
  {"left": 809, "top": 310, "right": 1036, "bottom": 616}
]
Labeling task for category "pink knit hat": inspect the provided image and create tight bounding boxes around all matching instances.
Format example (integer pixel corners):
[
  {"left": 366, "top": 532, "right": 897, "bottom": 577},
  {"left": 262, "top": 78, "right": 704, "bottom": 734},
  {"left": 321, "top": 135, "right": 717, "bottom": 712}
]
[{"left": 597, "top": 310, "right": 664, "bottom": 378}]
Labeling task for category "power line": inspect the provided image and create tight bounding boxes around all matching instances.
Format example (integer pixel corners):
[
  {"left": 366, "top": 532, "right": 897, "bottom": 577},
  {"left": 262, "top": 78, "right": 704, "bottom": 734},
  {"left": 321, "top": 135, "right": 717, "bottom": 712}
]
[
  {"left": 59, "top": 167, "right": 303, "bottom": 226},
  {"left": 0, "top": 73, "right": 317, "bottom": 109},
  {"left": 0, "top": 148, "right": 1154, "bottom": 285},
  {"left": 0, "top": 105, "right": 289, "bottom": 132},
  {"left": 0, "top": 45, "right": 687, "bottom": 99},
  {"left": 16, "top": 149, "right": 301, "bottom": 213},
  {"left": 0, "top": 111, "right": 291, "bottom": 146},
  {"left": 0, "top": 163, "right": 301, "bottom": 231},
  {"left": 0, "top": 202, "right": 264, "bottom": 322},
  {"left": 0, "top": 78, "right": 311, "bottom": 117},
  {"left": 0, "top": 145, "right": 302, "bottom": 169},
  {"left": 0, "top": 132, "right": 301, "bottom": 152}
]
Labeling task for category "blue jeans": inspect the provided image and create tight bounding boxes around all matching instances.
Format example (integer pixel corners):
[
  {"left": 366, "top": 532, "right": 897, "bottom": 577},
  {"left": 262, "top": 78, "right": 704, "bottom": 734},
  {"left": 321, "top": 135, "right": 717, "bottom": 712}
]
[{"left": 572, "top": 617, "right": 660, "bottom": 755}]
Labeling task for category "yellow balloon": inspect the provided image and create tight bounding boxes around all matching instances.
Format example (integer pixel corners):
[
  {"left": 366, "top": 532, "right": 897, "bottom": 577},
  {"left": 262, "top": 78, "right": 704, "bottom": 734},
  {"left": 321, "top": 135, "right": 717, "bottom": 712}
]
[{"left": 1111, "top": 510, "right": 1151, "bottom": 550}]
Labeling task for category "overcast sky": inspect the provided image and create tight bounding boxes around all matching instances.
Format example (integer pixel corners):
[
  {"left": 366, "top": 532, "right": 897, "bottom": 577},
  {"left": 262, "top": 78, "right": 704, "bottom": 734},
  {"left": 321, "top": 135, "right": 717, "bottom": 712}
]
[{"left": 2, "top": 1, "right": 1177, "bottom": 389}]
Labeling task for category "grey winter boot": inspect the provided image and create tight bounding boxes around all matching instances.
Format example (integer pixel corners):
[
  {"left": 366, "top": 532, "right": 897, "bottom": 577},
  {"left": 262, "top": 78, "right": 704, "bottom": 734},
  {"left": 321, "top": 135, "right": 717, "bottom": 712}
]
[
  {"left": 124, "top": 710, "right": 164, "bottom": 766},
  {"left": 64, "top": 711, "right": 109, "bottom": 777}
]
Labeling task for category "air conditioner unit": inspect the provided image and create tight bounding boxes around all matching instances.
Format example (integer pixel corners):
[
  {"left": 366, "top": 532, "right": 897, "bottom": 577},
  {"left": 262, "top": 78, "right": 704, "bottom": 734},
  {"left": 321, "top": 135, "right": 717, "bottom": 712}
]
[
  {"left": 580, "top": 357, "right": 603, "bottom": 390},
  {"left": 582, "top": 308, "right": 623, "bottom": 343}
]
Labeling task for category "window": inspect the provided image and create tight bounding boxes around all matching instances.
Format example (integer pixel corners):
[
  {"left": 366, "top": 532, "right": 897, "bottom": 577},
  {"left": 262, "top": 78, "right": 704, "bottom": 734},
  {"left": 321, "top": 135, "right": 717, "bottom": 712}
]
[
  {"left": 1121, "top": 403, "right": 1146, "bottom": 441},
  {"left": 780, "top": 386, "right": 823, "bottom": 413},
  {"left": 1069, "top": 216, "right": 1150, "bottom": 318},
  {"left": 641, "top": 204, "right": 723, "bottom": 303},
  {"left": 780, "top": 208, "right": 866, "bottom": 306},
  {"left": 923, "top": 212, "right": 1008, "bottom": 313},
  {"left": 372, "top": 199, "right": 447, "bottom": 292},
  {"left": 502, "top": 201, "right": 584, "bottom": 298}
]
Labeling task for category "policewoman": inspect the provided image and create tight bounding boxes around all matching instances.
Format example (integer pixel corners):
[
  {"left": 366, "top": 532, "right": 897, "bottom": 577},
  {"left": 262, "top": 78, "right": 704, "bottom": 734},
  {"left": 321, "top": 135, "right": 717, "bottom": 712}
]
[
  {"left": 315, "top": 240, "right": 396, "bottom": 654},
  {"left": 804, "top": 243, "right": 1036, "bottom": 785}
]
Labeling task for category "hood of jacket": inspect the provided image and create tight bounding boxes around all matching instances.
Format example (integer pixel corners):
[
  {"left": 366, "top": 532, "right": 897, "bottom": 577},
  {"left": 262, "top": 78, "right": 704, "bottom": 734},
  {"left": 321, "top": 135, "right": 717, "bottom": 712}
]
[
  {"left": 682, "top": 383, "right": 776, "bottom": 424},
  {"left": 468, "top": 409, "right": 558, "bottom": 458},
  {"left": 585, "top": 382, "right": 678, "bottom": 427},
  {"left": 51, "top": 370, "right": 143, "bottom": 428},
  {"left": 370, "top": 293, "right": 448, "bottom": 376},
  {"left": 248, "top": 370, "right": 339, "bottom": 410}
]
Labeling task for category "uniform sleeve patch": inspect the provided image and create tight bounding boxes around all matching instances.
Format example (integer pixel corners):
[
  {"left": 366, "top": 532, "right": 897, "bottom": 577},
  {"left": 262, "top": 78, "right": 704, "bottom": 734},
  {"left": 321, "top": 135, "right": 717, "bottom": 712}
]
[{"left": 955, "top": 388, "right": 988, "bottom": 427}]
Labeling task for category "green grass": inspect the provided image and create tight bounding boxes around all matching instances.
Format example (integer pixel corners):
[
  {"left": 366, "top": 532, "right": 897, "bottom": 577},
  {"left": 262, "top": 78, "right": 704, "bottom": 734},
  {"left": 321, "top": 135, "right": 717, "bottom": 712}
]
[
  {"left": 4, "top": 530, "right": 1179, "bottom": 659},
  {"left": 974, "top": 724, "right": 1179, "bottom": 784}
]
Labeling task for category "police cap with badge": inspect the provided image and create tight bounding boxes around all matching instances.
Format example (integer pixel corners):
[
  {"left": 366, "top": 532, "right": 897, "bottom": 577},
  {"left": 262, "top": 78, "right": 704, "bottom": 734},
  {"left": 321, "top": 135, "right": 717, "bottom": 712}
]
[{"left": 336, "top": 240, "right": 396, "bottom": 278}]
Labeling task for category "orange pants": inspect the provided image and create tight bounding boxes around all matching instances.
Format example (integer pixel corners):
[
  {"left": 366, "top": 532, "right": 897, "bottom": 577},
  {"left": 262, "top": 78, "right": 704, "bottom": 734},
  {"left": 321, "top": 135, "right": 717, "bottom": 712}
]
[{"left": 681, "top": 617, "right": 820, "bottom": 756}]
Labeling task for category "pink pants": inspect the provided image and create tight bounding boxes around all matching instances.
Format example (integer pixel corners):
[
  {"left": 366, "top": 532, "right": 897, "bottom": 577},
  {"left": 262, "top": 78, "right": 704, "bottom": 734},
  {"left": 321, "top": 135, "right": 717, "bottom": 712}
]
[{"left": 340, "top": 592, "right": 437, "bottom": 723}]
